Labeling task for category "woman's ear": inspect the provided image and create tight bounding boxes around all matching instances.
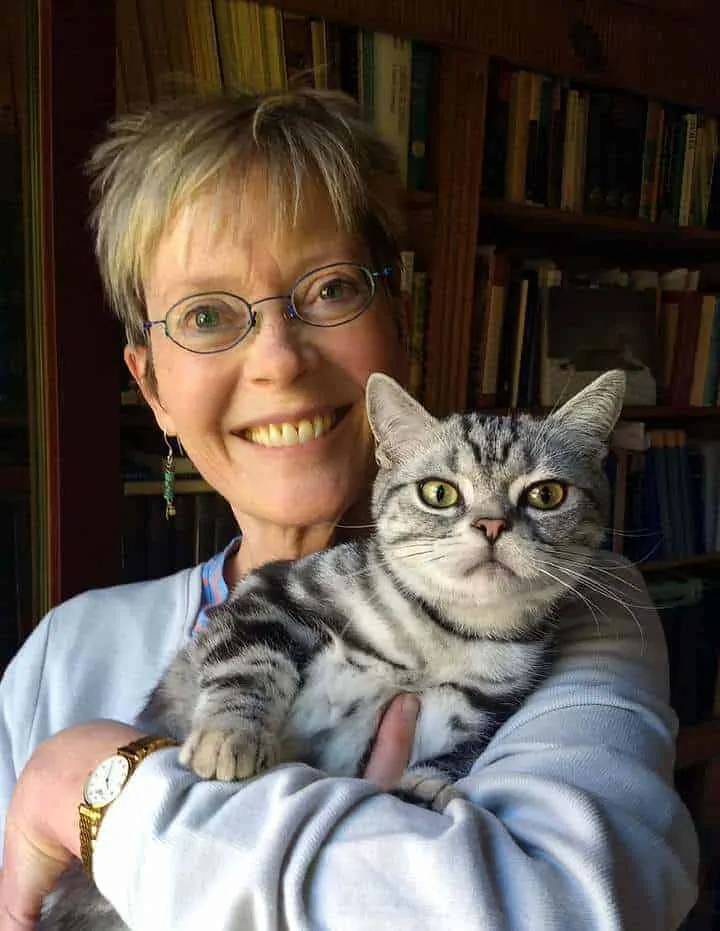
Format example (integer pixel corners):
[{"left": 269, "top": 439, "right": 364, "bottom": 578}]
[{"left": 123, "top": 344, "right": 177, "bottom": 436}]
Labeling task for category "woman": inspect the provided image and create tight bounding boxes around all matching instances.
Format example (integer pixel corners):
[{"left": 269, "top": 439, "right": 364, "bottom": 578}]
[{"left": 0, "top": 88, "right": 698, "bottom": 929}]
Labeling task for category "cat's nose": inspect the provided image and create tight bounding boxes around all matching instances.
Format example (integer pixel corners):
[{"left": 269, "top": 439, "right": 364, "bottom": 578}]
[{"left": 472, "top": 518, "right": 507, "bottom": 543}]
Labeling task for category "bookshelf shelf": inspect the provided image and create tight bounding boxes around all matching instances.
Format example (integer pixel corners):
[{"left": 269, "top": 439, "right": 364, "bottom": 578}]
[
  {"left": 477, "top": 198, "right": 720, "bottom": 257},
  {"left": 639, "top": 554, "right": 720, "bottom": 575}
]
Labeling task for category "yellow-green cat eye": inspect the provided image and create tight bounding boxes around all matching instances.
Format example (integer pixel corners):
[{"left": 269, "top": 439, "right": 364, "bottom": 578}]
[
  {"left": 524, "top": 481, "right": 567, "bottom": 510},
  {"left": 418, "top": 479, "right": 461, "bottom": 509}
]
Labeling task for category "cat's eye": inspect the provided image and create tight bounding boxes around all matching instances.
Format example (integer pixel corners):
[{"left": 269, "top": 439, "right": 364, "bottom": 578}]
[
  {"left": 523, "top": 481, "right": 567, "bottom": 510},
  {"left": 418, "top": 479, "right": 460, "bottom": 509}
]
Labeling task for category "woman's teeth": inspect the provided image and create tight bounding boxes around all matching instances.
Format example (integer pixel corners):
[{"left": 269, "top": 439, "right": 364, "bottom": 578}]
[{"left": 245, "top": 413, "right": 335, "bottom": 447}]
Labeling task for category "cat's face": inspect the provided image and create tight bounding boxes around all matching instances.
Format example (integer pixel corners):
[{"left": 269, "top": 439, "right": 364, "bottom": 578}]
[{"left": 366, "top": 371, "right": 625, "bottom": 617}]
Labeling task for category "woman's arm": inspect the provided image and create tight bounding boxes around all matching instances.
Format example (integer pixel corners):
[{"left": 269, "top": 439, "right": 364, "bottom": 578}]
[
  {"left": 0, "top": 701, "right": 419, "bottom": 930},
  {"left": 1, "top": 556, "right": 699, "bottom": 930},
  {"left": 89, "top": 557, "right": 698, "bottom": 930}
]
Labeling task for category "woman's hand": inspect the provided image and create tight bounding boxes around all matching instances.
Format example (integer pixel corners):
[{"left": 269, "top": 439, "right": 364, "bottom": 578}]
[
  {"left": 363, "top": 694, "right": 420, "bottom": 790},
  {"left": 0, "top": 721, "right": 143, "bottom": 930},
  {"left": 0, "top": 700, "right": 419, "bottom": 929}
]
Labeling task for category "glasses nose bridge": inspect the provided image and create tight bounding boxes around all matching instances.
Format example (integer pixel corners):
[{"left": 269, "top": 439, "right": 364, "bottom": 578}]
[{"left": 247, "top": 292, "right": 297, "bottom": 323}]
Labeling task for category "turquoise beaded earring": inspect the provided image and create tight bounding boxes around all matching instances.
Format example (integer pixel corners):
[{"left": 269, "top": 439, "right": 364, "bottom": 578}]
[{"left": 163, "top": 432, "right": 176, "bottom": 519}]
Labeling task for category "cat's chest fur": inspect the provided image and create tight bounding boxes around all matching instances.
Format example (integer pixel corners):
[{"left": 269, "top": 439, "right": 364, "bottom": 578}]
[{"left": 284, "top": 622, "right": 550, "bottom": 776}]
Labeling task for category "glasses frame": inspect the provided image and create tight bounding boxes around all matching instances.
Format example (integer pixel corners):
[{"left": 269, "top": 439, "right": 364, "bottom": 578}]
[{"left": 142, "top": 262, "right": 393, "bottom": 355}]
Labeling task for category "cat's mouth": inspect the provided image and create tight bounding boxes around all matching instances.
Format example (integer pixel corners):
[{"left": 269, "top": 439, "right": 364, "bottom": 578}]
[{"left": 463, "top": 555, "right": 516, "bottom": 579}]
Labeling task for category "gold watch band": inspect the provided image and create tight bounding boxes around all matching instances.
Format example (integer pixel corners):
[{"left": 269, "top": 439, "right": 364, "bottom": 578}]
[{"left": 78, "top": 735, "right": 178, "bottom": 877}]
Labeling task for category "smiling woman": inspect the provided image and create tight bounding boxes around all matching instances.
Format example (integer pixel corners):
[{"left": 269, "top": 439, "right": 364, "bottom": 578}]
[
  {"left": 0, "top": 86, "right": 699, "bottom": 931},
  {"left": 126, "top": 177, "right": 406, "bottom": 560}
]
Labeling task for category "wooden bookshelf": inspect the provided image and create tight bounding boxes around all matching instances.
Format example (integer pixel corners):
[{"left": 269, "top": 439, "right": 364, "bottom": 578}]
[
  {"left": 478, "top": 197, "right": 720, "bottom": 258},
  {"left": 640, "top": 553, "right": 720, "bottom": 574}
]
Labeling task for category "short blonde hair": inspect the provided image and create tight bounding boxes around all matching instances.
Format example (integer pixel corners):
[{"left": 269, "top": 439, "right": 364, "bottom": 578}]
[{"left": 86, "top": 88, "right": 406, "bottom": 345}]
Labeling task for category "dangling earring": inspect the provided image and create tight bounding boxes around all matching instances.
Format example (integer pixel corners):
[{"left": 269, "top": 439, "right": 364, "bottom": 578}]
[{"left": 163, "top": 432, "right": 176, "bottom": 520}]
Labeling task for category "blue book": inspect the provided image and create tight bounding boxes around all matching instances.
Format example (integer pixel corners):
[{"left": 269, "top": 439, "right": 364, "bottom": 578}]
[{"left": 641, "top": 437, "right": 666, "bottom": 563}]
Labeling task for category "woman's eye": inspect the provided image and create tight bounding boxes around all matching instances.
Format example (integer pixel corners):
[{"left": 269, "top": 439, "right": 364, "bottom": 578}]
[
  {"left": 179, "top": 303, "right": 236, "bottom": 330},
  {"left": 317, "top": 277, "right": 357, "bottom": 302},
  {"left": 418, "top": 479, "right": 461, "bottom": 509},
  {"left": 524, "top": 481, "right": 567, "bottom": 510},
  {"left": 189, "top": 307, "right": 221, "bottom": 329}
]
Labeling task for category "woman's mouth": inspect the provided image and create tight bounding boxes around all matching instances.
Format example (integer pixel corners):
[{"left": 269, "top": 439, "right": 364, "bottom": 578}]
[{"left": 242, "top": 406, "right": 351, "bottom": 447}]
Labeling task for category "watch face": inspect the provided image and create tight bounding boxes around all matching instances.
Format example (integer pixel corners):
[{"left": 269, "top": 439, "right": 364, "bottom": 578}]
[{"left": 84, "top": 754, "right": 131, "bottom": 807}]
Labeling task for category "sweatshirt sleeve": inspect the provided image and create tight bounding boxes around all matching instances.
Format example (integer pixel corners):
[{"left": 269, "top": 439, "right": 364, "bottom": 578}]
[
  {"left": 94, "top": 555, "right": 699, "bottom": 931},
  {"left": 0, "top": 614, "right": 53, "bottom": 865}
]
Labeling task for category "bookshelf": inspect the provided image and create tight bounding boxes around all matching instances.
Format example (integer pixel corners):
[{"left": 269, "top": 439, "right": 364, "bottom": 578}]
[{"left": 5, "top": 0, "right": 720, "bottom": 922}]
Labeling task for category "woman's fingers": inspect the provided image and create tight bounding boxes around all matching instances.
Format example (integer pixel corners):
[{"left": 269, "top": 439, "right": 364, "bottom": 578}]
[{"left": 363, "top": 694, "right": 420, "bottom": 790}]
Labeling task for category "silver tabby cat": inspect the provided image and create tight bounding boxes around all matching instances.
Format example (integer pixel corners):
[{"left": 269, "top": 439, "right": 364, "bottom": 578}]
[{"left": 41, "top": 368, "right": 626, "bottom": 929}]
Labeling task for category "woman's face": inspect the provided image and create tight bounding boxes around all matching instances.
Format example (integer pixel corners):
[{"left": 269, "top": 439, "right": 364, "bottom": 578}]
[{"left": 127, "top": 183, "right": 408, "bottom": 533}]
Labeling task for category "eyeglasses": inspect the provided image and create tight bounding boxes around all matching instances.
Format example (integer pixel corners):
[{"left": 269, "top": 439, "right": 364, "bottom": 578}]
[{"left": 143, "top": 262, "right": 392, "bottom": 354}]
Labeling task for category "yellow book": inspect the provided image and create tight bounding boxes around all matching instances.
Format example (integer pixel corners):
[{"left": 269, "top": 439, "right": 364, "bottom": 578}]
[
  {"left": 162, "top": 0, "right": 195, "bottom": 93},
  {"left": 213, "top": 0, "right": 246, "bottom": 91},
  {"left": 260, "top": 4, "right": 286, "bottom": 91},
  {"left": 185, "top": 0, "right": 222, "bottom": 93}
]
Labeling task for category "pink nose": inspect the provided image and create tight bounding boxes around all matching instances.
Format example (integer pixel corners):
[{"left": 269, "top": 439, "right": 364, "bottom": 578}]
[{"left": 472, "top": 518, "right": 507, "bottom": 543}]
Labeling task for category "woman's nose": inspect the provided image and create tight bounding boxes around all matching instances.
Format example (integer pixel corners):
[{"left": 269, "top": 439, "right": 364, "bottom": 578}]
[{"left": 241, "top": 299, "right": 312, "bottom": 385}]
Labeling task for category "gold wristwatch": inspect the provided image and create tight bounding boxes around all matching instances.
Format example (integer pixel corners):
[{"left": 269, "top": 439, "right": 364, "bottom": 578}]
[{"left": 78, "top": 734, "right": 178, "bottom": 876}]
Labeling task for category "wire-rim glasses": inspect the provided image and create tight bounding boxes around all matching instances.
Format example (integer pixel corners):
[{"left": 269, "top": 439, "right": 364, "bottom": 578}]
[{"left": 142, "top": 262, "right": 392, "bottom": 354}]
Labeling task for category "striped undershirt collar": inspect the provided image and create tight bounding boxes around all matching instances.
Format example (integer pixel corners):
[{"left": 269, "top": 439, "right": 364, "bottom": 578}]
[{"left": 194, "top": 535, "right": 242, "bottom": 636}]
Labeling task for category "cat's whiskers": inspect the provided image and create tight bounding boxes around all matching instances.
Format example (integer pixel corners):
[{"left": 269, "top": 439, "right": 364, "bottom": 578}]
[
  {"left": 543, "top": 553, "right": 643, "bottom": 592},
  {"left": 532, "top": 556, "right": 647, "bottom": 648},
  {"left": 532, "top": 564, "right": 605, "bottom": 635},
  {"left": 532, "top": 542, "right": 645, "bottom": 592}
]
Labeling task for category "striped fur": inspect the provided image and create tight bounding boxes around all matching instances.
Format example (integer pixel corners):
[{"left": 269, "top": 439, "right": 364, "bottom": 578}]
[{"left": 40, "top": 369, "right": 625, "bottom": 930}]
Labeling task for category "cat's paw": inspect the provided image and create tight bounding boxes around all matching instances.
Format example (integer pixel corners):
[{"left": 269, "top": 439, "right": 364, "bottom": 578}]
[
  {"left": 394, "top": 769, "right": 462, "bottom": 812},
  {"left": 179, "top": 727, "right": 277, "bottom": 781}
]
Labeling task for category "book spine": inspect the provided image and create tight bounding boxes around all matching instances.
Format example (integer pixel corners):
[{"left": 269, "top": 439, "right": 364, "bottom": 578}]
[
  {"left": 678, "top": 112, "right": 698, "bottom": 227},
  {"left": 406, "top": 42, "right": 435, "bottom": 192},
  {"left": 373, "top": 32, "right": 412, "bottom": 186}
]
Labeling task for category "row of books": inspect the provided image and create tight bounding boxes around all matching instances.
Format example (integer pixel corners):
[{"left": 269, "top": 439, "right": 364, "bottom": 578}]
[
  {"left": 607, "top": 430, "right": 720, "bottom": 564},
  {"left": 117, "top": 0, "right": 436, "bottom": 190},
  {"left": 468, "top": 250, "right": 720, "bottom": 411},
  {"left": 482, "top": 62, "right": 720, "bottom": 228}
]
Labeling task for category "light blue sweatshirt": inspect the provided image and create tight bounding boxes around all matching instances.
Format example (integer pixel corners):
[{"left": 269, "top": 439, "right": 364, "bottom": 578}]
[{"left": 0, "top": 554, "right": 698, "bottom": 930}]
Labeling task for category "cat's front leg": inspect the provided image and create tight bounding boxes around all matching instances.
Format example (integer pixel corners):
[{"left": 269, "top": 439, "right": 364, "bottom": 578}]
[
  {"left": 181, "top": 644, "right": 302, "bottom": 782},
  {"left": 393, "top": 737, "right": 486, "bottom": 811},
  {"left": 393, "top": 766, "right": 462, "bottom": 812}
]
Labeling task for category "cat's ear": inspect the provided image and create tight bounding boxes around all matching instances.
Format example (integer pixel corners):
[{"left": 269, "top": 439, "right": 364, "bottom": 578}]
[
  {"left": 366, "top": 373, "right": 438, "bottom": 467},
  {"left": 550, "top": 369, "right": 626, "bottom": 441}
]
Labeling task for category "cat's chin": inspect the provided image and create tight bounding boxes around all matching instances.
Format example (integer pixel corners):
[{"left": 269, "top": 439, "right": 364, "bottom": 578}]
[{"left": 461, "top": 560, "right": 526, "bottom": 601}]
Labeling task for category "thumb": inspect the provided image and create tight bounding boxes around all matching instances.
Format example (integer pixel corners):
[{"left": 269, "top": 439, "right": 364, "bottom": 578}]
[{"left": 363, "top": 694, "right": 420, "bottom": 790}]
